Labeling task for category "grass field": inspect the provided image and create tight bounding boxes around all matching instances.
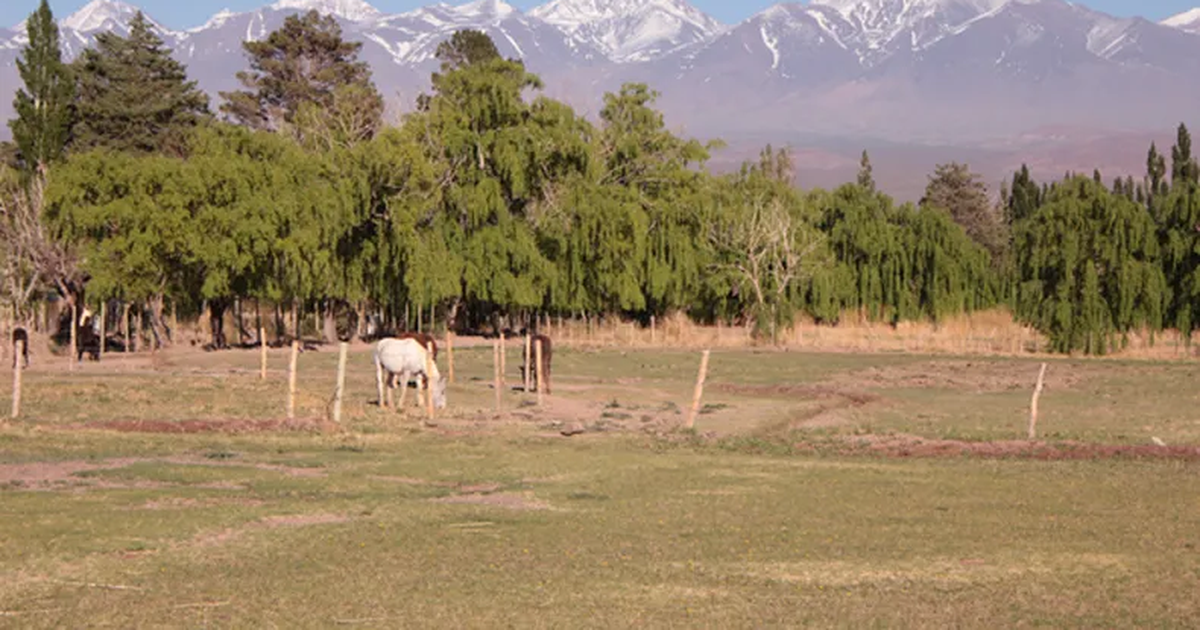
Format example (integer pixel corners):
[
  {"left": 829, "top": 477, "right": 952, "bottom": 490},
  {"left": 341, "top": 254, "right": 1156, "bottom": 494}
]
[{"left": 2, "top": 338, "right": 1199, "bottom": 627}]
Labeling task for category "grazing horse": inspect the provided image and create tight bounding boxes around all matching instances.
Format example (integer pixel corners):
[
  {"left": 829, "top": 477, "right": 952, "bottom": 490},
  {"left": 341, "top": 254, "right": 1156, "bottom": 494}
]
[
  {"left": 394, "top": 331, "right": 438, "bottom": 362},
  {"left": 11, "top": 327, "right": 29, "bottom": 369},
  {"left": 374, "top": 337, "right": 447, "bottom": 411},
  {"left": 519, "top": 333, "right": 552, "bottom": 395}
]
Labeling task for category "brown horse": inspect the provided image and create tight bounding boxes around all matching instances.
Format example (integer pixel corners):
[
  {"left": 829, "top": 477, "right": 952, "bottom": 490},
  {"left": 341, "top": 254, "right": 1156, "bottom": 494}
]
[
  {"left": 520, "top": 333, "right": 552, "bottom": 394},
  {"left": 11, "top": 327, "right": 29, "bottom": 369}
]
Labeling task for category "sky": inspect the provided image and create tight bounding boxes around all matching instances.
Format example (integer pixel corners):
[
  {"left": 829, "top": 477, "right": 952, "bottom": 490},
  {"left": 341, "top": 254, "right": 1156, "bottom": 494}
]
[{"left": 2, "top": 0, "right": 1195, "bottom": 30}]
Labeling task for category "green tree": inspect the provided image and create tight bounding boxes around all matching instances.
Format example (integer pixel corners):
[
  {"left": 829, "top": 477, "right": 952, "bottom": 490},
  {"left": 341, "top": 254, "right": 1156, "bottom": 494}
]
[
  {"left": 1014, "top": 176, "right": 1166, "bottom": 354},
  {"left": 920, "top": 161, "right": 1007, "bottom": 264},
  {"left": 1006, "top": 164, "right": 1041, "bottom": 224},
  {"left": 71, "top": 12, "right": 209, "bottom": 156},
  {"left": 7, "top": 0, "right": 75, "bottom": 173},
  {"left": 45, "top": 149, "right": 194, "bottom": 346},
  {"left": 856, "top": 149, "right": 875, "bottom": 192},
  {"left": 1171, "top": 123, "right": 1199, "bottom": 190},
  {"left": 220, "top": 9, "right": 382, "bottom": 142}
]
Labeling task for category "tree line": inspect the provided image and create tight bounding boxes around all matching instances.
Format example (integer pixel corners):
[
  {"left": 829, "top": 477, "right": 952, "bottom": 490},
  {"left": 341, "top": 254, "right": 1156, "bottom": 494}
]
[{"left": 1, "top": 1, "right": 1197, "bottom": 356}]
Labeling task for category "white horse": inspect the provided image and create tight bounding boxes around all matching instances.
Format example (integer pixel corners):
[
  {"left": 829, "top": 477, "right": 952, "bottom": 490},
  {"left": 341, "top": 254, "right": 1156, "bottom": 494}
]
[{"left": 374, "top": 337, "right": 447, "bottom": 411}]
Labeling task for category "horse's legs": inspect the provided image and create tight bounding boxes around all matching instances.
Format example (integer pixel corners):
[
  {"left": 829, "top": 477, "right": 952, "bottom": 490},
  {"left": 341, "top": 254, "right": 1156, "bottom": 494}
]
[
  {"left": 398, "top": 371, "right": 409, "bottom": 411},
  {"left": 376, "top": 359, "right": 386, "bottom": 408}
]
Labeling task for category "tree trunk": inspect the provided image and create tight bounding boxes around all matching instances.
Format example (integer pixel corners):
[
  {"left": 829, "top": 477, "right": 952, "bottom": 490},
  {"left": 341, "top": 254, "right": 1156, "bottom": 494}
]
[
  {"left": 122, "top": 303, "right": 131, "bottom": 353},
  {"left": 255, "top": 299, "right": 263, "bottom": 344},
  {"left": 353, "top": 301, "right": 366, "bottom": 342},
  {"left": 234, "top": 298, "right": 244, "bottom": 346},
  {"left": 148, "top": 294, "right": 169, "bottom": 350},
  {"left": 323, "top": 300, "right": 339, "bottom": 343},
  {"left": 131, "top": 305, "right": 140, "bottom": 353},
  {"left": 290, "top": 300, "right": 299, "bottom": 341},
  {"left": 209, "top": 300, "right": 228, "bottom": 349},
  {"left": 447, "top": 297, "right": 462, "bottom": 336}
]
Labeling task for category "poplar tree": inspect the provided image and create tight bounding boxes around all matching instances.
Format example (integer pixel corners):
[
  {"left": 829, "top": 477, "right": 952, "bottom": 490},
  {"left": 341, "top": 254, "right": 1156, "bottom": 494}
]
[{"left": 8, "top": 0, "right": 75, "bottom": 172}]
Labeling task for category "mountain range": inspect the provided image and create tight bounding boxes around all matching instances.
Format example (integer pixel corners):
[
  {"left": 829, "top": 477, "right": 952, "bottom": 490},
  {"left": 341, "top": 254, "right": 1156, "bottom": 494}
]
[{"left": 3, "top": 0, "right": 1200, "bottom": 200}]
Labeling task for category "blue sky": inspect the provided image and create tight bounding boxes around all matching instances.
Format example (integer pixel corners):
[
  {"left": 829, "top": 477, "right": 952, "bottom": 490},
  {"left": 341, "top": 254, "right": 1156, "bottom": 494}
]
[{"left": 3, "top": 0, "right": 1195, "bottom": 30}]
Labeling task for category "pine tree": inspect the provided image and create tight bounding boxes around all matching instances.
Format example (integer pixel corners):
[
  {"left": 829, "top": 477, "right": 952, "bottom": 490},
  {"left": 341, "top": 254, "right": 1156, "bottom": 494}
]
[
  {"left": 857, "top": 149, "right": 875, "bottom": 192},
  {"left": 71, "top": 12, "right": 209, "bottom": 156},
  {"left": 7, "top": 0, "right": 75, "bottom": 172},
  {"left": 921, "top": 162, "right": 1007, "bottom": 263},
  {"left": 220, "top": 10, "right": 381, "bottom": 137}
]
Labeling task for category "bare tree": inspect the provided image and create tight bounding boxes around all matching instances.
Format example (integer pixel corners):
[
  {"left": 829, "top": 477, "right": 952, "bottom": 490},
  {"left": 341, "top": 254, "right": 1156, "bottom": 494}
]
[
  {"left": 0, "top": 167, "right": 85, "bottom": 324},
  {"left": 710, "top": 195, "right": 827, "bottom": 343}
]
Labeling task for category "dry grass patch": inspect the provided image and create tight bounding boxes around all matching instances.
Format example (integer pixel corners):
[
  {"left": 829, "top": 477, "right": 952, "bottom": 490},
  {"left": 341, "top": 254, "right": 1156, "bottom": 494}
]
[{"left": 720, "top": 552, "right": 1131, "bottom": 588}]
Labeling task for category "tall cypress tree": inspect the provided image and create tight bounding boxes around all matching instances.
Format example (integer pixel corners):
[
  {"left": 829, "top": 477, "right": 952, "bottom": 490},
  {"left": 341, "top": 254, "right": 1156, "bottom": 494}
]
[
  {"left": 857, "top": 149, "right": 875, "bottom": 192},
  {"left": 8, "top": 0, "right": 75, "bottom": 172},
  {"left": 71, "top": 11, "right": 209, "bottom": 156},
  {"left": 1171, "top": 123, "right": 1199, "bottom": 190}
]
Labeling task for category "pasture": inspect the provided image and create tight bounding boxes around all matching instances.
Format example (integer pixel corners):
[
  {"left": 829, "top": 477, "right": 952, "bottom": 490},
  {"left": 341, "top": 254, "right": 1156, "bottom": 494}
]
[{"left": 2, "top": 338, "right": 1199, "bottom": 627}]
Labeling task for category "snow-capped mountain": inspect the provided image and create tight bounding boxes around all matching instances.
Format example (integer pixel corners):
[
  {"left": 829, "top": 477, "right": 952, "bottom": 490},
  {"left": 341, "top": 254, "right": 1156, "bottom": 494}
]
[
  {"left": 3, "top": 0, "right": 1200, "bottom": 145},
  {"left": 1162, "top": 7, "right": 1200, "bottom": 33},
  {"left": 530, "top": 0, "right": 724, "bottom": 62},
  {"left": 270, "top": 0, "right": 382, "bottom": 24},
  {"left": 61, "top": 0, "right": 157, "bottom": 34},
  {"left": 811, "top": 0, "right": 1010, "bottom": 65}
]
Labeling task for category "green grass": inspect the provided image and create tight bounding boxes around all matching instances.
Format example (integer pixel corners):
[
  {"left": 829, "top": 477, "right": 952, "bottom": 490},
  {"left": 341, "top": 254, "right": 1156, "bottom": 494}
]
[{"left": 1, "top": 343, "right": 1199, "bottom": 626}]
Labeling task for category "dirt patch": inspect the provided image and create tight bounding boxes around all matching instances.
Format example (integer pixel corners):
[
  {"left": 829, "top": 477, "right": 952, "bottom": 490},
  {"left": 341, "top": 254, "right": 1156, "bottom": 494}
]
[
  {"left": 0, "top": 458, "right": 146, "bottom": 489},
  {"left": 816, "top": 433, "right": 1200, "bottom": 461},
  {"left": 191, "top": 513, "right": 355, "bottom": 548},
  {"left": 259, "top": 513, "right": 353, "bottom": 527},
  {"left": 79, "top": 418, "right": 339, "bottom": 435},
  {"left": 432, "top": 490, "right": 554, "bottom": 511},
  {"left": 827, "top": 360, "right": 1084, "bottom": 393},
  {"left": 709, "top": 383, "right": 880, "bottom": 406},
  {"left": 139, "top": 497, "right": 266, "bottom": 510}
]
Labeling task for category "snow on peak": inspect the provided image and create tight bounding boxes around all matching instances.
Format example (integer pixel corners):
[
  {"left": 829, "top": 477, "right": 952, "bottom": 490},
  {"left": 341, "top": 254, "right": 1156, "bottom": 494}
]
[
  {"left": 190, "top": 8, "right": 239, "bottom": 32},
  {"left": 270, "top": 0, "right": 383, "bottom": 22},
  {"left": 1163, "top": 8, "right": 1200, "bottom": 30},
  {"left": 529, "top": 0, "right": 725, "bottom": 62},
  {"left": 62, "top": 0, "right": 143, "bottom": 33},
  {"left": 807, "top": 0, "right": 1010, "bottom": 61},
  {"left": 813, "top": 0, "right": 1009, "bottom": 17},
  {"left": 452, "top": 0, "right": 517, "bottom": 19}
]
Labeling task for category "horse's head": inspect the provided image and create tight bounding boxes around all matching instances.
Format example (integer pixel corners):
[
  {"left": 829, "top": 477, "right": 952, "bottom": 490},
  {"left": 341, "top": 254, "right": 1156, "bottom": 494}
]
[{"left": 431, "top": 374, "right": 448, "bottom": 409}]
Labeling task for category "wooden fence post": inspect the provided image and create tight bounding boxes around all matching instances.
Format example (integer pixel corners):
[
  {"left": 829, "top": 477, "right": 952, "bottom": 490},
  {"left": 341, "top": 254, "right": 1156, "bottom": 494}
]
[
  {"left": 259, "top": 327, "right": 268, "bottom": 380},
  {"left": 535, "top": 338, "right": 544, "bottom": 406},
  {"left": 68, "top": 302, "right": 78, "bottom": 372},
  {"left": 1028, "top": 362, "right": 1047, "bottom": 440},
  {"left": 493, "top": 338, "right": 501, "bottom": 413},
  {"left": 286, "top": 340, "right": 299, "bottom": 420},
  {"left": 499, "top": 331, "right": 506, "bottom": 392},
  {"left": 685, "top": 349, "right": 711, "bottom": 430},
  {"left": 11, "top": 339, "right": 23, "bottom": 419},
  {"left": 99, "top": 301, "right": 107, "bottom": 359},
  {"left": 424, "top": 347, "right": 435, "bottom": 421},
  {"left": 523, "top": 333, "right": 532, "bottom": 392},
  {"left": 333, "top": 341, "right": 348, "bottom": 424},
  {"left": 447, "top": 332, "right": 455, "bottom": 384}
]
